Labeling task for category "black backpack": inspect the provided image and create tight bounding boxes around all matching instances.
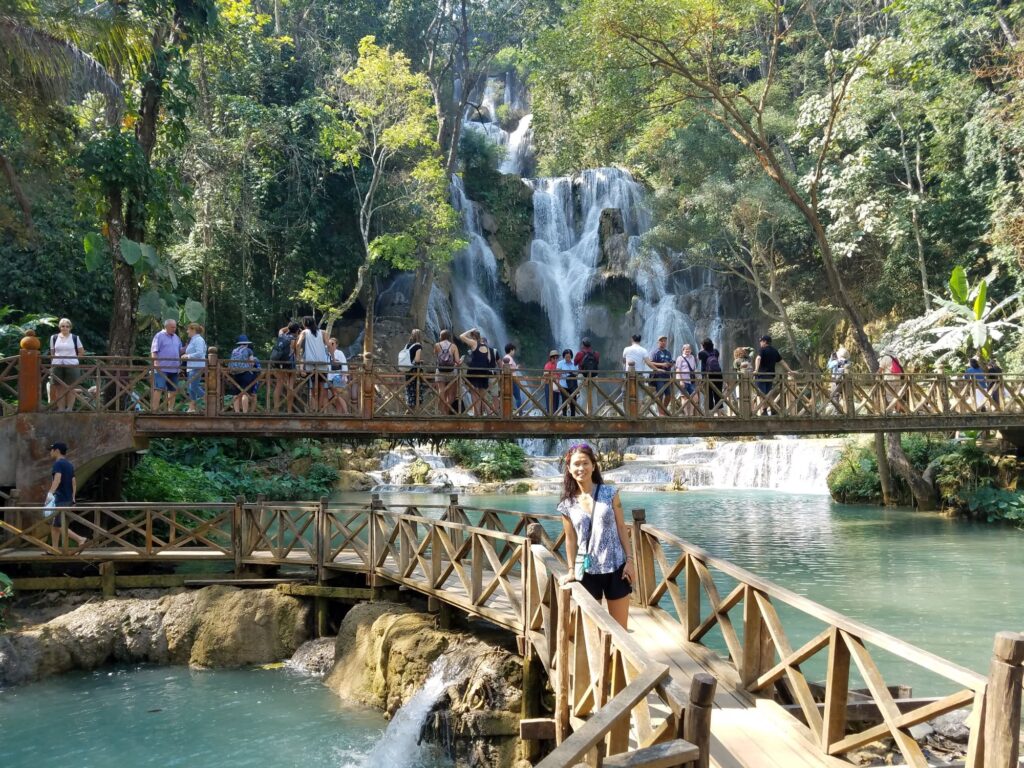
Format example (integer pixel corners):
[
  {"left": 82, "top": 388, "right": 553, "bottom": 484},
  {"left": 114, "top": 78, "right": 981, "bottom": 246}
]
[
  {"left": 705, "top": 351, "right": 722, "bottom": 374},
  {"left": 269, "top": 333, "right": 294, "bottom": 363},
  {"left": 580, "top": 349, "right": 598, "bottom": 375}
]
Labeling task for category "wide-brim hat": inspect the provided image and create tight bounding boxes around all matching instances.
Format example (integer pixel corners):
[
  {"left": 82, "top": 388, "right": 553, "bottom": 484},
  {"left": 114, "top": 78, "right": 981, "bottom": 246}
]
[
  {"left": 548, "top": 350, "right": 559, "bottom": 358},
  {"left": 236, "top": 335, "right": 253, "bottom": 345}
]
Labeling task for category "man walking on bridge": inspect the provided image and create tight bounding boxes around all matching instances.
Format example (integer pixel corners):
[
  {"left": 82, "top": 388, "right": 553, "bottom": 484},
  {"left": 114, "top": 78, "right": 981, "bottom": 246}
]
[{"left": 47, "top": 442, "right": 86, "bottom": 548}]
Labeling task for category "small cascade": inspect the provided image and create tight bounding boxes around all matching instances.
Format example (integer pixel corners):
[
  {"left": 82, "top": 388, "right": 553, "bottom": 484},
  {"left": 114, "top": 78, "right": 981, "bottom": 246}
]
[
  {"left": 622, "top": 438, "right": 843, "bottom": 494},
  {"left": 354, "top": 658, "right": 453, "bottom": 768}
]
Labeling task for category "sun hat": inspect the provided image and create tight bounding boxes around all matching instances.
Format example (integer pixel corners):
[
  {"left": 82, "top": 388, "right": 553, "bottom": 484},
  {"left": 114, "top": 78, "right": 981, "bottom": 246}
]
[
  {"left": 548, "top": 350, "right": 559, "bottom": 358},
  {"left": 236, "top": 334, "right": 253, "bottom": 345}
]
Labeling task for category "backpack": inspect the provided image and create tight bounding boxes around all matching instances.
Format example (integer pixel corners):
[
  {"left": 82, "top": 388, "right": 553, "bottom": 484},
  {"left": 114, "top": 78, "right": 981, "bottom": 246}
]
[
  {"left": 269, "top": 333, "right": 294, "bottom": 363},
  {"left": 228, "top": 345, "right": 254, "bottom": 370},
  {"left": 890, "top": 357, "right": 904, "bottom": 375},
  {"left": 580, "top": 349, "right": 598, "bottom": 375},
  {"left": 705, "top": 351, "right": 722, "bottom": 374},
  {"left": 397, "top": 344, "right": 413, "bottom": 371},
  {"left": 436, "top": 341, "right": 456, "bottom": 369},
  {"left": 50, "top": 334, "right": 81, "bottom": 356}
]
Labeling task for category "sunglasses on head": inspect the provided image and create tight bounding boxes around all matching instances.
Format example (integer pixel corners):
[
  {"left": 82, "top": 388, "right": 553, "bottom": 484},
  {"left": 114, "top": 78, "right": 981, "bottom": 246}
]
[{"left": 568, "top": 442, "right": 592, "bottom": 452}]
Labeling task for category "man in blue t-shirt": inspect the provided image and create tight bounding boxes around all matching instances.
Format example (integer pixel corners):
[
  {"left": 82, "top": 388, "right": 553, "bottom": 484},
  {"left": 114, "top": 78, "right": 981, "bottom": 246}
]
[{"left": 47, "top": 442, "right": 87, "bottom": 547}]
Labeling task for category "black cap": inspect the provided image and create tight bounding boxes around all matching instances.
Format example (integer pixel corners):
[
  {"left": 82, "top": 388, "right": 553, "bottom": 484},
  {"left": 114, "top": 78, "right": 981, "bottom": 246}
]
[
  {"left": 759, "top": 335, "right": 772, "bottom": 343},
  {"left": 48, "top": 441, "right": 68, "bottom": 454}
]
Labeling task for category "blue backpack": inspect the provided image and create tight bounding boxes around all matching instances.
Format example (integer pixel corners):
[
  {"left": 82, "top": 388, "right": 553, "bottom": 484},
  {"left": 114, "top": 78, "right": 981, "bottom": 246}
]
[{"left": 228, "top": 345, "right": 254, "bottom": 370}]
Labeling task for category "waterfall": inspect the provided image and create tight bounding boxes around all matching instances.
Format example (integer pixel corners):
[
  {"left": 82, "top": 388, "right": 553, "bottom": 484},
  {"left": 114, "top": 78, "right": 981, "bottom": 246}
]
[
  {"left": 353, "top": 658, "right": 453, "bottom": 768},
  {"left": 449, "top": 175, "right": 508, "bottom": 345}
]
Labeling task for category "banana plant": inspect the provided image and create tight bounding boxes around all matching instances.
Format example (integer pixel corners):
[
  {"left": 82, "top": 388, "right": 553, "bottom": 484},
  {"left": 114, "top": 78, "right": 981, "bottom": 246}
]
[{"left": 880, "top": 266, "right": 1024, "bottom": 366}]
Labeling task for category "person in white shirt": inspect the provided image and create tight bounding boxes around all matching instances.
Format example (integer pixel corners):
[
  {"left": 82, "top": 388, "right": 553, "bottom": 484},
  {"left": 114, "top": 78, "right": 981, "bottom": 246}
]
[
  {"left": 48, "top": 318, "right": 86, "bottom": 412},
  {"left": 326, "top": 337, "right": 349, "bottom": 414},
  {"left": 621, "top": 334, "right": 649, "bottom": 374}
]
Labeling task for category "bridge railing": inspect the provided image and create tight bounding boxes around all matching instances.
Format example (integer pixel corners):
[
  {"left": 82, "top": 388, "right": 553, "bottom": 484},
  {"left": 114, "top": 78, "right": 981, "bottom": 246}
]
[
  {"left": 8, "top": 350, "right": 1024, "bottom": 422},
  {"left": 629, "top": 510, "right": 993, "bottom": 768}
]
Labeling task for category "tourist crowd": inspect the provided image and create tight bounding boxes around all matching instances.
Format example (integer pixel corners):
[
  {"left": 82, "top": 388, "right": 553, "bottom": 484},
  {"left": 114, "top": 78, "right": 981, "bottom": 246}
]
[{"left": 42, "top": 317, "right": 1009, "bottom": 416}]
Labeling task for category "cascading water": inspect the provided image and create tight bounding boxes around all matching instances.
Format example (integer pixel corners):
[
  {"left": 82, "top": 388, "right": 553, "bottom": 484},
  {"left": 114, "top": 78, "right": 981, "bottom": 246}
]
[
  {"left": 354, "top": 657, "right": 453, "bottom": 768},
  {"left": 448, "top": 175, "right": 508, "bottom": 345}
]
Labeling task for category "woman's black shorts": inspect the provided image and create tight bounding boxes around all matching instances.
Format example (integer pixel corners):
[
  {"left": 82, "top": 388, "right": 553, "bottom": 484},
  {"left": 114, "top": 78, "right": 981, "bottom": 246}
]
[{"left": 580, "top": 562, "right": 632, "bottom": 602}]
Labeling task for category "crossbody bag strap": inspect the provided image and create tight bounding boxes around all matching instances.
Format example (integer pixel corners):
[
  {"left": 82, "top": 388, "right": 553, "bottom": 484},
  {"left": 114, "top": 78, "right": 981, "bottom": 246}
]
[{"left": 579, "top": 483, "right": 601, "bottom": 555}]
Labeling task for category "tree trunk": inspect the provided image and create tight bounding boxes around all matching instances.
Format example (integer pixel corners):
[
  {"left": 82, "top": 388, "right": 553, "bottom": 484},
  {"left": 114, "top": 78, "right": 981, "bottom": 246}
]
[
  {"left": 0, "top": 149, "right": 33, "bottom": 232},
  {"left": 874, "top": 432, "right": 893, "bottom": 505},
  {"left": 886, "top": 432, "right": 938, "bottom": 511},
  {"left": 105, "top": 188, "right": 139, "bottom": 357},
  {"left": 409, "top": 263, "right": 435, "bottom": 333},
  {"left": 362, "top": 282, "right": 376, "bottom": 362}
]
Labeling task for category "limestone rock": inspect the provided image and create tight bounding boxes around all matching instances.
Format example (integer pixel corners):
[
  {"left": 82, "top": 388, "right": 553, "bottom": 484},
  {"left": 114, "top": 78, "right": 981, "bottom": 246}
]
[
  {"left": 598, "top": 208, "right": 630, "bottom": 277},
  {"left": 480, "top": 210, "right": 499, "bottom": 235},
  {"left": 513, "top": 261, "right": 546, "bottom": 305},
  {"left": 333, "top": 469, "right": 374, "bottom": 492},
  {"left": 288, "top": 637, "right": 336, "bottom": 676},
  {"left": 0, "top": 587, "right": 309, "bottom": 686},
  {"left": 328, "top": 602, "right": 523, "bottom": 768},
  {"left": 931, "top": 709, "right": 970, "bottom": 743}
]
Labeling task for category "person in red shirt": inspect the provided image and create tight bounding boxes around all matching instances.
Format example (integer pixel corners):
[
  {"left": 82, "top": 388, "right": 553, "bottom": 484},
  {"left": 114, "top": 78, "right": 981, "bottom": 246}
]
[
  {"left": 544, "top": 350, "right": 561, "bottom": 414},
  {"left": 574, "top": 338, "right": 600, "bottom": 415}
]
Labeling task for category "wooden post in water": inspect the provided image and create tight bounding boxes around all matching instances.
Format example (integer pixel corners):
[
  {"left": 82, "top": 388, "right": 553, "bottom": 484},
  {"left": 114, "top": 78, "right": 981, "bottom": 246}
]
[
  {"left": 205, "top": 347, "right": 219, "bottom": 417},
  {"left": 683, "top": 673, "right": 716, "bottom": 768},
  {"left": 100, "top": 562, "right": 116, "bottom": 597},
  {"left": 982, "top": 631, "right": 1024, "bottom": 768},
  {"left": 630, "top": 509, "right": 653, "bottom": 607},
  {"left": 17, "top": 331, "right": 40, "bottom": 413},
  {"left": 874, "top": 433, "right": 894, "bottom": 506}
]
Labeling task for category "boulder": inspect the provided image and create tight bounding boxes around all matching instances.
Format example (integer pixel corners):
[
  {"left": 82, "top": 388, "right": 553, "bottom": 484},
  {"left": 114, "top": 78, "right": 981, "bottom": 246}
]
[
  {"left": 513, "top": 261, "right": 546, "bottom": 305},
  {"left": 930, "top": 709, "right": 970, "bottom": 743},
  {"left": 288, "top": 637, "right": 336, "bottom": 676},
  {"left": 598, "top": 208, "right": 630, "bottom": 277},
  {"left": 480, "top": 210, "right": 499, "bottom": 235},
  {"left": 0, "top": 587, "right": 309, "bottom": 686},
  {"left": 333, "top": 469, "right": 375, "bottom": 492}
]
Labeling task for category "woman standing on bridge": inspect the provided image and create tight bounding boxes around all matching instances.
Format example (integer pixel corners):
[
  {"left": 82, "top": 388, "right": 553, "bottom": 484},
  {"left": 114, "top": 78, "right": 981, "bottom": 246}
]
[{"left": 558, "top": 444, "right": 635, "bottom": 629}]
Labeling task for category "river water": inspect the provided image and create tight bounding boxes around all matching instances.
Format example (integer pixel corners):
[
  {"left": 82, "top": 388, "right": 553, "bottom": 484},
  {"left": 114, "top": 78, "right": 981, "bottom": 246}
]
[{"left": 0, "top": 666, "right": 449, "bottom": 768}]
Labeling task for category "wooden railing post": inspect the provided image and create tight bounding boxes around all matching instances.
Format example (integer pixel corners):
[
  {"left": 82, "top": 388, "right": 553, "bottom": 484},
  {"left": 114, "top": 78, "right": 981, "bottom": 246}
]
[
  {"left": 205, "top": 347, "right": 219, "bottom": 417},
  {"left": 684, "top": 556, "right": 700, "bottom": 639},
  {"left": 369, "top": 493, "right": 385, "bottom": 591},
  {"left": 741, "top": 587, "right": 772, "bottom": 690},
  {"left": 683, "top": 673, "right": 716, "bottom": 768},
  {"left": 316, "top": 496, "right": 328, "bottom": 584},
  {"left": 982, "top": 631, "right": 1024, "bottom": 768},
  {"left": 555, "top": 584, "right": 572, "bottom": 744},
  {"left": 822, "top": 626, "right": 851, "bottom": 753},
  {"left": 626, "top": 363, "right": 638, "bottom": 419},
  {"left": 17, "top": 331, "right": 41, "bottom": 413},
  {"left": 738, "top": 370, "right": 752, "bottom": 418},
  {"left": 500, "top": 367, "right": 513, "bottom": 419},
  {"left": 939, "top": 375, "right": 951, "bottom": 415},
  {"left": 360, "top": 362, "right": 375, "bottom": 418},
  {"left": 232, "top": 494, "right": 245, "bottom": 575},
  {"left": 630, "top": 509, "right": 654, "bottom": 607},
  {"left": 843, "top": 374, "right": 856, "bottom": 416}
]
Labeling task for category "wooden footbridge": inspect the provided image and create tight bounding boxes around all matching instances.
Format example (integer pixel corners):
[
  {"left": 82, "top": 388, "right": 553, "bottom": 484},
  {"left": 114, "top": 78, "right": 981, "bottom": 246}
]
[
  {"left": 1, "top": 496, "right": 1021, "bottom": 768},
  {"left": 4, "top": 348, "right": 1024, "bottom": 499}
]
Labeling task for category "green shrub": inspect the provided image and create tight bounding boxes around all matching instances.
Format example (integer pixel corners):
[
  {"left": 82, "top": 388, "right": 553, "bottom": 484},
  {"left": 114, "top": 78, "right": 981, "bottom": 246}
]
[
  {"left": 961, "top": 486, "right": 1024, "bottom": 523},
  {"left": 827, "top": 443, "right": 882, "bottom": 504},
  {"left": 445, "top": 440, "right": 528, "bottom": 482},
  {"left": 932, "top": 443, "right": 994, "bottom": 504},
  {"left": 124, "top": 455, "right": 223, "bottom": 502}
]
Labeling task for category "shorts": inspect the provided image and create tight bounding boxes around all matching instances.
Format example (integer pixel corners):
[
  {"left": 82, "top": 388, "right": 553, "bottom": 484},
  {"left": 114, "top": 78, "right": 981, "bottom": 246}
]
[
  {"left": 580, "top": 562, "right": 632, "bottom": 602},
  {"left": 682, "top": 382, "right": 695, "bottom": 395},
  {"left": 468, "top": 376, "right": 490, "bottom": 391},
  {"left": 226, "top": 371, "right": 258, "bottom": 396},
  {"left": 51, "top": 365, "right": 82, "bottom": 385},
  {"left": 154, "top": 370, "right": 179, "bottom": 391},
  {"left": 651, "top": 375, "right": 671, "bottom": 395},
  {"left": 48, "top": 500, "right": 72, "bottom": 526}
]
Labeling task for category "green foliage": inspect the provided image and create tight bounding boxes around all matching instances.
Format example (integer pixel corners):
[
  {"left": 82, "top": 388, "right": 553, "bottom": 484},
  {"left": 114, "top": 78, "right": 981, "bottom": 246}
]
[
  {"left": 932, "top": 444, "right": 994, "bottom": 503},
  {"left": 0, "top": 571, "right": 13, "bottom": 632},
  {"left": 445, "top": 439, "right": 528, "bottom": 482},
  {"left": 123, "top": 438, "right": 339, "bottom": 502},
  {"left": 961, "top": 487, "right": 1024, "bottom": 524},
  {"left": 0, "top": 307, "right": 58, "bottom": 355},
  {"left": 827, "top": 442, "right": 882, "bottom": 504}
]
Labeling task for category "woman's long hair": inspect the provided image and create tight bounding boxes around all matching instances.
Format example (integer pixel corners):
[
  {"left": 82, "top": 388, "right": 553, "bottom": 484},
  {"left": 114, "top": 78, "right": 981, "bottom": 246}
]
[{"left": 560, "top": 444, "right": 604, "bottom": 503}]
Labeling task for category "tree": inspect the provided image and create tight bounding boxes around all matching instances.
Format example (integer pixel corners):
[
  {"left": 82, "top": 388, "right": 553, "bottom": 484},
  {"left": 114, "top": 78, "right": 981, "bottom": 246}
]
[{"left": 322, "top": 36, "right": 462, "bottom": 354}]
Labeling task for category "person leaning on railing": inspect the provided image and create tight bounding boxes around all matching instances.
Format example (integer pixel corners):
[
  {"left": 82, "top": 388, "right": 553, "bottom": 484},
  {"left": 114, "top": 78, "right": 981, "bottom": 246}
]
[{"left": 48, "top": 318, "right": 85, "bottom": 412}]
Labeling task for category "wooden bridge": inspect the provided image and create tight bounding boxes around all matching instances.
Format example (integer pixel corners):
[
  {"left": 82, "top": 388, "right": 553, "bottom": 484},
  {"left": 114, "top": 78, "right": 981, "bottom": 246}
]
[
  {"left": 1, "top": 496, "right": 1021, "bottom": 768},
  {"left": 4, "top": 350, "right": 1024, "bottom": 440}
]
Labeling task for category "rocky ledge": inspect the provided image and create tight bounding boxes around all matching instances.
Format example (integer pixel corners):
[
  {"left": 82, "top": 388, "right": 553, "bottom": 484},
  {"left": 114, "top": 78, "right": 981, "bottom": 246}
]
[
  {"left": 0, "top": 586, "right": 309, "bottom": 686},
  {"left": 327, "top": 602, "right": 529, "bottom": 768}
]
